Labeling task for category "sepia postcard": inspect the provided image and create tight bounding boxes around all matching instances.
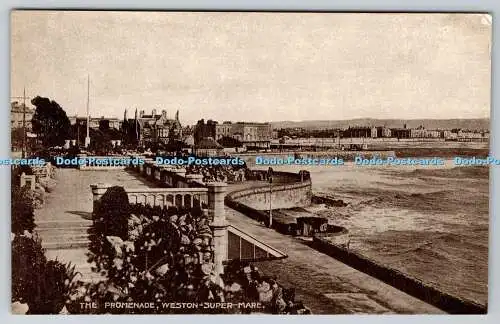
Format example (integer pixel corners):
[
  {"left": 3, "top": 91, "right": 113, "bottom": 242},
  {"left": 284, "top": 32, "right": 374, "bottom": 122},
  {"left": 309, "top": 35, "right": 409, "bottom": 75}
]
[{"left": 10, "top": 10, "right": 491, "bottom": 315}]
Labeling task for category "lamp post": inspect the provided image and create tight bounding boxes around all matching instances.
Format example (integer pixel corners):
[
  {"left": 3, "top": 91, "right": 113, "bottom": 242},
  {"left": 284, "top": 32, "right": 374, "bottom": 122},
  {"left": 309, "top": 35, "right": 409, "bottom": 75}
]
[{"left": 267, "top": 167, "right": 273, "bottom": 228}]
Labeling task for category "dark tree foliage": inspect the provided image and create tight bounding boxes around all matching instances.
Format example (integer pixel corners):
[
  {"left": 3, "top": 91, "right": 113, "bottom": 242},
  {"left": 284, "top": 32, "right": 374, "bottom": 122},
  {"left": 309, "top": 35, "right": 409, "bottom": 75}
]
[
  {"left": 88, "top": 129, "right": 113, "bottom": 155},
  {"left": 31, "top": 96, "right": 71, "bottom": 147},
  {"left": 88, "top": 186, "right": 131, "bottom": 272},
  {"left": 11, "top": 186, "right": 36, "bottom": 234},
  {"left": 217, "top": 136, "right": 243, "bottom": 148},
  {"left": 122, "top": 120, "right": 140, "bottom": 146},
  {"left": 12, "top": 235, "right": 75, "bottom": 314}
]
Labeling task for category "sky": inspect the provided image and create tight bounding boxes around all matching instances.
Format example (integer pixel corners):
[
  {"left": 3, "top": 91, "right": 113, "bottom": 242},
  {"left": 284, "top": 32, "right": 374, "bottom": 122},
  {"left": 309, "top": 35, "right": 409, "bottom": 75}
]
[{"left": 11, "top": 11, "right": 492, "bottom": 125}]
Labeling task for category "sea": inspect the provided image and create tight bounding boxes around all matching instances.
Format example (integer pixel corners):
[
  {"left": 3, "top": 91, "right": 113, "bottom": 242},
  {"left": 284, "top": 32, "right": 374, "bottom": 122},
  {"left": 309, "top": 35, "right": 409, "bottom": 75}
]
[{"left": 250, "top": 158, "right": 489, "bottom": 306}]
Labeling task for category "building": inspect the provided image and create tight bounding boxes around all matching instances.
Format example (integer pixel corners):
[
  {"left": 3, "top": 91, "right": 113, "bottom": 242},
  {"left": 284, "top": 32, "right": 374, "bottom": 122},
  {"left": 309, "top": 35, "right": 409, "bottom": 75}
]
[
  {"left": 69, "top": 116, "right": 122, "bottom": 130},
  {"left": 215, "top": 121, "right": 233, "bottom": 140},
  {"left": 230, "top": 122, "right": 272, "bottom": 149},
  {"left": 409, "top": 126, "right": 441, "bottom": 138},
  {"left": 193, "top": 137, "right": 224, "bottom": 157},
  {"left": 342, "top": 127, "right": 377, "bottom": 138},
  {"left": 376, "top": 126, "right": 391, "bottom": 138},
  {"left": 426, "top": 130, "right": 441, "bottom": 138},
  {"left": 391, "top": 128, "right": 411, "bottom": 139},
  {"left": 123, "top": 109, "right": 182, "bottom": 145},
  {"left": 194, "top": 120, "right": 272, "bottom": 149},
  {"left": 194, "top": 119, "right": 218, "bottom": 142},
  {"left": 443, "top": 130, "right": 458, "bottom": 140},
  {"left": 457, "top": 129, "right": 489, "bottom": 142},
  {"left": 11, "top": 102, "right": 35, "bottom": 130}
]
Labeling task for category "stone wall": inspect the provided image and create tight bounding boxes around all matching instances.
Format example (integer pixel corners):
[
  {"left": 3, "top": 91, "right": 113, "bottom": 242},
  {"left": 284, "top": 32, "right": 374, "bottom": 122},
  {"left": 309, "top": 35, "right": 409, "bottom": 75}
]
[
  {"left": 227, "top": 171, "right": 312, "bottom": 210},
  {"left": 229, "top": 182, "right": 312, "bottom": 210}
]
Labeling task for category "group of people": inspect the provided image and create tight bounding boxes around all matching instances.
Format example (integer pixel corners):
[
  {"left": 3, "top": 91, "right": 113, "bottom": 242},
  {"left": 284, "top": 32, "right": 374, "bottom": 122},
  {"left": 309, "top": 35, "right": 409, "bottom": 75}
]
[{"left": 186, "top": 165, "right": 247, "bottom": 183}]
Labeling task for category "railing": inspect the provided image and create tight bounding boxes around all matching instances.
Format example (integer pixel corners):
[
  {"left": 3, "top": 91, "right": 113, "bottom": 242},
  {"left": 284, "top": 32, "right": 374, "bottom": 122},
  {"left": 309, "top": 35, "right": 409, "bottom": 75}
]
[
  {"left": 32, "top": 162, "right": 55, "bottom": 180},
  {"left": 227, "top": 225, "right": 287, "bottom": 262},
  {"left": 123, "top": 187, "right": 208, "bottom": 208}
]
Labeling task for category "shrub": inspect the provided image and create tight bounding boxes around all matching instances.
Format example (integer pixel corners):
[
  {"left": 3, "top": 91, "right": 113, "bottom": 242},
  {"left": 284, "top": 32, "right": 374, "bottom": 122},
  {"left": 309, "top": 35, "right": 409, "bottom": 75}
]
[
  {"left": 12, "top": 233, "right": 79, "bottom": 314},
  {"left": 88, "top": 186, "right": 131, "bottom": 273},
  {"left": 11, "top": 186, "right": 36, "bottom": 234}
]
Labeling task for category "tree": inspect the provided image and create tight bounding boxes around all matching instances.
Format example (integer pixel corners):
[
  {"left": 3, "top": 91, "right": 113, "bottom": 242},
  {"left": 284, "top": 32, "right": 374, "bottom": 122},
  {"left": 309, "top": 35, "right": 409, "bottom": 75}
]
[
  {"left": 217, "top": 136, "right": 242, "bottom": 148},
  {"left": 31, "top": 96, "right": 71, "bottom": 148}
]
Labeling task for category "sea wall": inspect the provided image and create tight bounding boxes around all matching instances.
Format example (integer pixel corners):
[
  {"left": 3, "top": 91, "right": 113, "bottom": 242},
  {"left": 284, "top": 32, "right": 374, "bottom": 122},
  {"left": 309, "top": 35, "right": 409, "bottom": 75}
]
[
  {"left": 225, "top": 170, "right": 313, "bottom": 234},
  {"left": 312, "top": 234, "right": 487, "bottom": 314},
  {"left": 228, "top": 170, "right": 312, "bottom": 210}
]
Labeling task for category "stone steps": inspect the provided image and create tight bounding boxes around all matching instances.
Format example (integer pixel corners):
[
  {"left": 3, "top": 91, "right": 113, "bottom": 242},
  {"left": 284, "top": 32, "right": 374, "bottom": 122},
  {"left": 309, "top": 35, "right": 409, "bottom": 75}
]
[
  {"left": 36, "top": 222, "right": 92, "bottom": 250},
  {"left": 36, "top": 219, "right": 93, "bottom": 229},
  {"left": 42, "top": 240, "right": 90, "bottom": 250}
]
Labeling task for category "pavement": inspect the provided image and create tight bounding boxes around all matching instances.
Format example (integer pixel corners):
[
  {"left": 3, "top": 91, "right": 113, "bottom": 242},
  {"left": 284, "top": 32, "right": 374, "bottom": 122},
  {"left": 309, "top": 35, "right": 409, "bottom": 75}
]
[
  {"left": 225, "top": 206, "right": 444, "bottom": 314},
  {"left": 35, "top": 168, "right": 154, "bottom": 282}
]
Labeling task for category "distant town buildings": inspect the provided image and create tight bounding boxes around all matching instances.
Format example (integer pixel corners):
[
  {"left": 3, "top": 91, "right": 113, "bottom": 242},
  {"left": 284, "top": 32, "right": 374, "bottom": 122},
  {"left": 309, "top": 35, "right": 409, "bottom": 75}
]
[
  {"left": 343, "top": 127, "right": 377, "bottom": 138},
  {"left": 275, "top": 123, "right": 489, "bottom": 143},
  {"left": 69, "top": 116, "right": 122, "bottom": 130},
  {"left": 194, "top": 119, "right": 272, "bottom": 149},
  {"left": 376, "top": 127, "right": 392, "bottom": 138}
]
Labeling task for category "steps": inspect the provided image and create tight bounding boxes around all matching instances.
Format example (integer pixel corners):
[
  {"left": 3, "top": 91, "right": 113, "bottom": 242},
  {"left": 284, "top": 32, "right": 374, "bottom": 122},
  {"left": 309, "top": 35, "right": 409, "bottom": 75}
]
[{"left": 36, "top": 220, "right": 92, "bottom": 250}]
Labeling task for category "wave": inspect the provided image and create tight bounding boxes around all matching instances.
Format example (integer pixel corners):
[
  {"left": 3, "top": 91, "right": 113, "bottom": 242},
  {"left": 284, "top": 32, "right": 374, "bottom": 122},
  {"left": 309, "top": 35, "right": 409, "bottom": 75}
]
[{"left": 405, "top": 166, "right": 489, "bottom": 179}]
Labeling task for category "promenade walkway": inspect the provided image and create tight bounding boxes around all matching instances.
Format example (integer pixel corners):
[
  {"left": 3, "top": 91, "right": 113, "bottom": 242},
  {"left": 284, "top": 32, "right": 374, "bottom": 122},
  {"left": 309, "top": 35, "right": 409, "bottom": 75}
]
[
  {"left": 35, "top": 168, "right": 157, "bottom": 282},
  {"left": 225, "top": 206, "right": 444, "bottom": 314}
]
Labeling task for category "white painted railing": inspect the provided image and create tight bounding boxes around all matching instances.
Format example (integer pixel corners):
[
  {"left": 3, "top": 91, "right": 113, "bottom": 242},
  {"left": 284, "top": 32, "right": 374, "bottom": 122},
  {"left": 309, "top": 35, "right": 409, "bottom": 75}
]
[{"left": 124, "top": 187, "right": 208, "bottom": 208}]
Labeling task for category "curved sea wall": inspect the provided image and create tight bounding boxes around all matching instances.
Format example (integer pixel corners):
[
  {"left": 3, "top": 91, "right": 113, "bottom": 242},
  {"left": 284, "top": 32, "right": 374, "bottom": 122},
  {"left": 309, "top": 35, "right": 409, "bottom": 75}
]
[
  {"left": 225, "top": 170, "right": 313, "bottom": 234},
  {"left": 312, "top": 234, "right": 487, "bottom": 314},
  {"left": 228, "top": 170, "right": 312, "bottom": 210}
]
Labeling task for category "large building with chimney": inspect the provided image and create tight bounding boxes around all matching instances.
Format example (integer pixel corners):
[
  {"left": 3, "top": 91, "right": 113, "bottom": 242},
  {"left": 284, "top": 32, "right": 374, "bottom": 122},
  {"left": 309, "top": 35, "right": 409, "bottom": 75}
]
[
  {"left": 194, "top": 119, "right": 272, "bottom": 149},
  {"left": 123, "top": 109, "right": 182, "bottom": 146}
]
